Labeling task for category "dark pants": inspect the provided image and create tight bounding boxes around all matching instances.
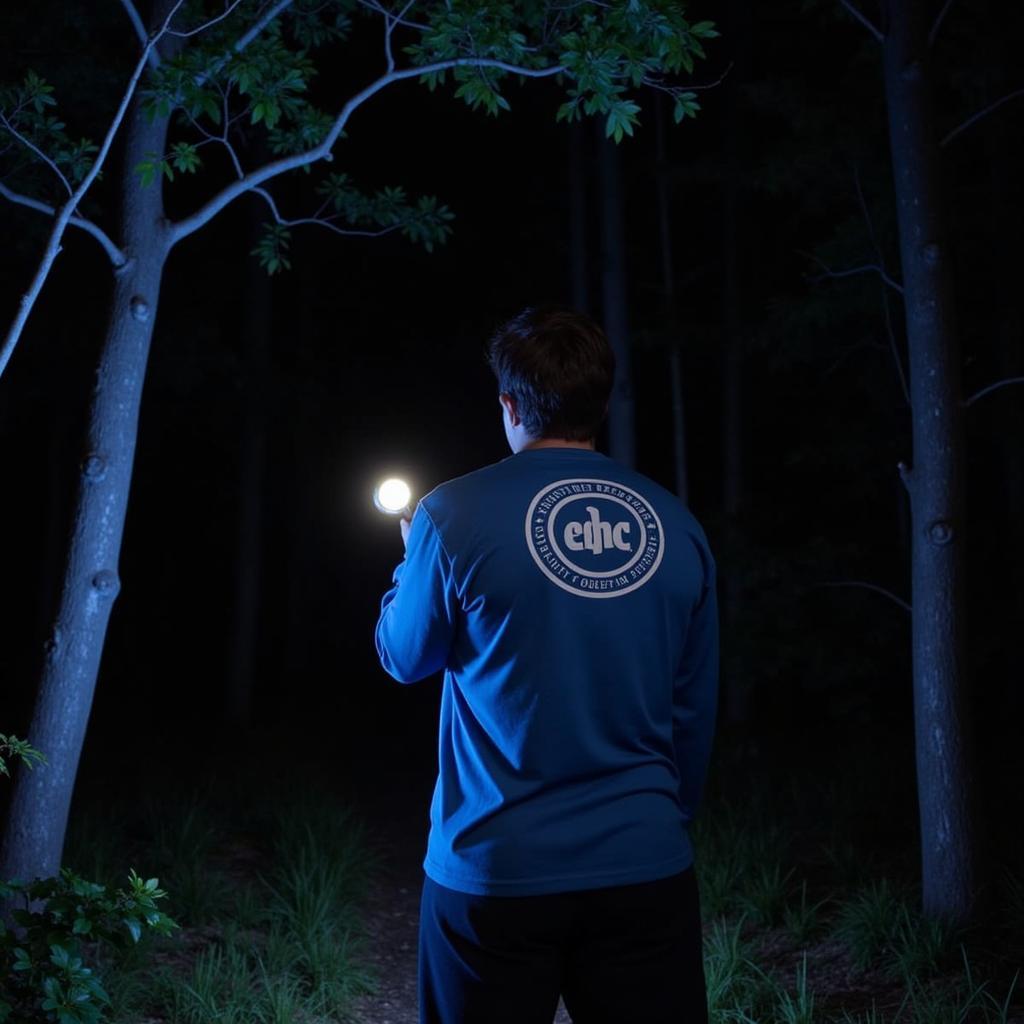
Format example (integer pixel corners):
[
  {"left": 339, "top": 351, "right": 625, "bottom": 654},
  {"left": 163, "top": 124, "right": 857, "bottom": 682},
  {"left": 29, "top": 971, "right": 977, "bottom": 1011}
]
[{"left": 418, "top": 867, "right": 708, "bottom": 1024}]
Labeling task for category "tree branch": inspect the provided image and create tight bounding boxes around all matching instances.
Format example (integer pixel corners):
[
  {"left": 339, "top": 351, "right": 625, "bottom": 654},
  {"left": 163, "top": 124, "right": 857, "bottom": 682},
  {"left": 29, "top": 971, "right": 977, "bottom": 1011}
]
[
  {"left": 853, "top": 167, "right": 909, "bottom": 405},
  {"left": 644, "top": 61, "right": 734, "bottom": 96},
  {"left": 170, "top": 56, "right": 564, "bottom": 245},
  {"left": 836, "top": 0, "right": 884, "bottom": 43},
  {"left": 0, "top": 112, "right": 72, "bottom": 196},
  {"left": 371, "top": 0, "right": 425, "bottom": 72},
  {"left": 965, "top": 376, "right": 1024, "bottom": 408},
  {"left": 0, "top": 0, "right": 295, "bottom": 381},
  {"left": 118, "top": 0, "right": 161, "bottom": 70},
  {"left": 191, "top": 0, "right": 297, "bottom": 90},
  {"left": 0, "top": 182, "right": 126, "bottom": 266},
  {"left": 813, "top": 580, "right": 912, "bottom": 614},
  {"left": 167, "top": 0, "right": 247, "bottom": 39},
  {"left": 0, "top": 0, "right": 188, "bottom": 381},
  {"left": 941, "top": 87, "right": 1024, "bottom": 148},
  {"left": 253, "top": 186, "right": 401, "bottom": 239},
  {"left": 803, "top": 251, "right": 904, "bottom": 294},
  {"left": 927, "top": 0, "right": 956, "bottom": 48},
  {"left": 357, "top": 0, "right": 429, "bottom": 33},
  {"left": 232, "top": 0, "right": 297, "bottom": 52}
]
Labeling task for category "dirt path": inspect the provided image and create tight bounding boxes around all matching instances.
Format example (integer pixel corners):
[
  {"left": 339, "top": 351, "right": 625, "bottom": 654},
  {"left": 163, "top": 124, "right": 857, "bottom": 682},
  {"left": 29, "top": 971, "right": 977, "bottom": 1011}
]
[{"left": 347, "top": 770, "right": 572, "bottom": 1024}]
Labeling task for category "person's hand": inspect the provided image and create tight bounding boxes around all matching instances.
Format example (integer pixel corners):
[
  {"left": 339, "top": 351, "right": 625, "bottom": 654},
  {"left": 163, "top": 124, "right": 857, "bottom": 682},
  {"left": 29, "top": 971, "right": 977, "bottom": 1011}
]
[{"left": 400, "top": 513, "right": 412, "bottom": 550}]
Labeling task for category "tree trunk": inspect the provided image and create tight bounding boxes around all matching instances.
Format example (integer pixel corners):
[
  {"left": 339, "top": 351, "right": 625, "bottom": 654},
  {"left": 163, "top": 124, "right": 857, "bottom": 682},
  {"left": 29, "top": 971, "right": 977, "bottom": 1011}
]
[
  {"left": 597, "top": 126, "right": 635, "bottom": 469},
  {"left": 225, "top": 205, "right": 272, "bottom": 731},
  {"left": 568, "top": 120, "right": 590, "bottom": 313},
  {"left": 721, "top": 0, "right": 749, "bottom": 727},
  {"left": 882, "top": 0, "right": 977, "bottom": 924},
  {"left": 653, "top": 95, "right": 688, "bottom": 505},
  {"left": 0, "top": 93, "right": 171, "bottom": 884},
  {"left": 986, "top": 30, "right": 1024, "bottom": 724}
]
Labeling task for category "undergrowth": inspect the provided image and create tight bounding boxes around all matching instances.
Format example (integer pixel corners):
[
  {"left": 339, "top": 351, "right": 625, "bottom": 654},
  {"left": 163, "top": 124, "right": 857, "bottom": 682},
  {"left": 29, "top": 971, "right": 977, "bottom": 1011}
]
[{"left": 58, "top": 771, "right": 376, "bottom": 1024}]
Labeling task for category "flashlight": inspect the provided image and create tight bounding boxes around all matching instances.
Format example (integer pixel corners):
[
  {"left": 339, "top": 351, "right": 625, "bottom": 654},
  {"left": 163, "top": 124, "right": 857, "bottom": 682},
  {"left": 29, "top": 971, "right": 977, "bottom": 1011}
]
[{"left": 374, "top": 477, "right": 412, "bottom": 518}]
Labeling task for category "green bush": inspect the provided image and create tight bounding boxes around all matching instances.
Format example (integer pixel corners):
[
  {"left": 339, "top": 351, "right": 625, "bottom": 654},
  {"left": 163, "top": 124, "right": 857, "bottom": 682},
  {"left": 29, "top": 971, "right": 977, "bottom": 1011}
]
[
  {"left": 1, "top": 734, "right": 176, "bottom": 1024},
  {"left": 0, "top": 870, "right": 177, "bottom": 1023}
]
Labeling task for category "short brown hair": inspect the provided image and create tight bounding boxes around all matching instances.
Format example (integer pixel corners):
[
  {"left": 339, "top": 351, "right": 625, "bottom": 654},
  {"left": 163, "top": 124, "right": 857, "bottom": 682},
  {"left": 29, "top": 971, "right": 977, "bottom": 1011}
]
[{"left": 487, "top": 306, "right": 615, "bottom": 441}]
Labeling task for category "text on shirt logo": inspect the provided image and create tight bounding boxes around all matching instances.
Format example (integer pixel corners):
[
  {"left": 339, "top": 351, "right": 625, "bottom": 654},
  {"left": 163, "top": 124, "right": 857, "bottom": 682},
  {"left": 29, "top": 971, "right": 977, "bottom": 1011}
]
[
  {"left": 563, "top": 506, "right": 632, "bottom": 555},
  {"left": 524, "top": 478, "right": 665, "bottom": 599}
]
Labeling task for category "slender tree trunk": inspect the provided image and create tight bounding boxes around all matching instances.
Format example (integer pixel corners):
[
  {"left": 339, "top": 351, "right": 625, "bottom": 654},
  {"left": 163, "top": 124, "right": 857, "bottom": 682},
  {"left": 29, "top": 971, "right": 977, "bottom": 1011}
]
[
  {"left": 883, "top": 0, "right": 977, "bottom": 924},
  {"left": 0, "top": 91, "right": 171, "bottom": 884},
  {"left": 653, "top": 95, "right": 688, "bottom": 503},
  {"left": 986, "top": 33, "right": 1024, "bottom": 723},
  {"left": 280, "top": 275, "right": 316, "bottom": 691},
  {"left": 597, "top": 126, "right": 635, "bottom": 468},
  {"left": 225, "top": 205, "right": 272, "bottom": 731},
  {"left": 568, "top": 120, "right": 590, "bottom": 313},
  {"left": 721, "top": 0, "right": 749, "bottom": 726}
]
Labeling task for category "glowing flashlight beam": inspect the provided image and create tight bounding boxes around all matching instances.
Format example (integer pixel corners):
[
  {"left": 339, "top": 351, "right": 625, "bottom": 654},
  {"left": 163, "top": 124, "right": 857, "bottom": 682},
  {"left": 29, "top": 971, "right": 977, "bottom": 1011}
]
[{"left": 374, "top": 477, "right": 412, "bottom": 516}]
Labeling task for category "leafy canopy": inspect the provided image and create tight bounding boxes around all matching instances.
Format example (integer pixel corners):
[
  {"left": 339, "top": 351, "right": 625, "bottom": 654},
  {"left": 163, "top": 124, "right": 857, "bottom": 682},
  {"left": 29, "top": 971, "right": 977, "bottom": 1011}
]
[{"left": 0, "top": 0, "right": 717, "bottom": 271}]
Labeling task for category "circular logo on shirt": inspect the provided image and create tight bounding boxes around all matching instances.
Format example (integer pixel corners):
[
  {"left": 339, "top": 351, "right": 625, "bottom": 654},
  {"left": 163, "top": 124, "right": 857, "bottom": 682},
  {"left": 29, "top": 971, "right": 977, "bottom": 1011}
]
[{"left": 524, "top": 478, "right": 665, "bottom": 598}]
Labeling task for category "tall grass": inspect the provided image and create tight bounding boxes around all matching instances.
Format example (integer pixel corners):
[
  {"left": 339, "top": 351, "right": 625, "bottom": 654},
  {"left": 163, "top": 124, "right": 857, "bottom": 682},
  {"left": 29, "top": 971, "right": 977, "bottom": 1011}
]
[
  {"left": 833, "top": 878, "right": 960, "bottom": 978},
  {"left": 146, "top": 793, "right": 227, "bottom": 926},
  {"left": 60, "top": 779, "right": 378, "bottom": 1024},
  {"left": 263, "top": 817, "right": 374, "bottom": 1014},
  {"left": 767, "top": 953, "right": 815, "bottom": 1024}
]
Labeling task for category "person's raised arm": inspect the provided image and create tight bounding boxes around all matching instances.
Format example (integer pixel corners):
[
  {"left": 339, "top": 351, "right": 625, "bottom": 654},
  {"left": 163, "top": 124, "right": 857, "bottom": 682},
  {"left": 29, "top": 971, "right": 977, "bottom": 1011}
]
[{"left": 375, "top": 504, "right": 457, "bottom": 683}]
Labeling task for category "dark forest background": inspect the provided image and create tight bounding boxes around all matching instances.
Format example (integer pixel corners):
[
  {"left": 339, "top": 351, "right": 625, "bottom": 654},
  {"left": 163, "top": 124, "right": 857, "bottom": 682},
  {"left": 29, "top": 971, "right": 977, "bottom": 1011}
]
[{"left": 1, "top": 0, "right": 1022, "bottom": 874}]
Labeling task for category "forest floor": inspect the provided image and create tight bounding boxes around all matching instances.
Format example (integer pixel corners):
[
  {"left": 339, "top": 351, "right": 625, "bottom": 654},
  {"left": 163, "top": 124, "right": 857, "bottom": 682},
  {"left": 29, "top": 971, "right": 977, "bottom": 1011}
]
[
  {"left": 29, "top": 740, "right": 1024, "bottom": 1024},
  {"left": 339, "top": 759, "right": 1024, "bottom": 1024},
  {"left": 344, "top": 772, "right": 574, "bottom": 1024}
]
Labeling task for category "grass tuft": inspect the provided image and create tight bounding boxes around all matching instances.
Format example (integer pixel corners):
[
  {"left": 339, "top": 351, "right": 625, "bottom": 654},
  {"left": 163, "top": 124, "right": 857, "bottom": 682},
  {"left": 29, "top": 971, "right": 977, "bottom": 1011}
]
[
  {"left": 783, "top": 879, "right": 830, "bottom": 943},
  {"left": 768, "top": 953, "right": 816, "bottom": 1024},
  {"left": 834, "top": 878, "right": 906, "bottom": 970}
]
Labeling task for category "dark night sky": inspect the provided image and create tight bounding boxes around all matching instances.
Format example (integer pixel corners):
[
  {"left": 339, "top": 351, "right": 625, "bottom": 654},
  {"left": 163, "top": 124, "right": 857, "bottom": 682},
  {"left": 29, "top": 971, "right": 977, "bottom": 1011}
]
[{"left": 1, "top": 2, "right": 1022, "bottom": 852}]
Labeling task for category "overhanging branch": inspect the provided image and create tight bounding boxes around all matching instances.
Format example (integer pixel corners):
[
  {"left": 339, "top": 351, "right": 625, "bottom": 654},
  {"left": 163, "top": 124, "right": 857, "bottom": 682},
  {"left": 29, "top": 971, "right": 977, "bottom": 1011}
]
[
  {"left": 170, "top": 57, "right": 564, "bottom": 245},
  {"left": 118, "top": 0, "right": 161, "bottom": 70},
  {"left": 0, "top": 0, "right": 188, "bottom": 381},
  {"left": 0, "top": 0, "right": 295, "bottom": 382},
  {"left": 941, "top": 87, "right": 1024, "bottom": 148},
  {"left": 813, "top": 580, "right": 912, "bottom": 614},
  {"left": 192, "top": 0, "right": 298, "bottom": 89},
  {"left": 253, "top": 186, "right": 401, "bottom": 239},
  {"left": 837, "top": 0, "right": 884, "bottom": 43},
  {"left": 928, "top": 0, "right": 956, "bottom": 48},
  {"left": 852, "top": 167, "right": 909, "bottom": 405},
  {"left": 803, "top": 251, "right": 904, "bottom": 295},
  {"left": 0, "top": 183, "right": 126, "bottom": 266},
  {"left": 965, "top": 376, "right": 1024, "bottom": 408},
  {"left": 0, "top": 112, "right": 72, "bottom": 196}
]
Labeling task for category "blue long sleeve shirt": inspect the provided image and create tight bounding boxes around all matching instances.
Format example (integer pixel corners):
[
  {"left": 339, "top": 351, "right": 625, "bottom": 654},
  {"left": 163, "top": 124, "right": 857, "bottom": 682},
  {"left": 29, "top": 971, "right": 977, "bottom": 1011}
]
[{"left": 375, "top": 447, "right": 718, "bottom": 896}]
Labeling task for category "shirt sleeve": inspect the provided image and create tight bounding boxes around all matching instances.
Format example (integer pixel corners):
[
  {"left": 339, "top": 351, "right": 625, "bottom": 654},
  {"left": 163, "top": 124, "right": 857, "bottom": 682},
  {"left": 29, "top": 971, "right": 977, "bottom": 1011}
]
[
  {"left": 672, "top": 540, "right": 719, "bottom": 824},
  {"left": 375, "top": 503, "right": 457, "bottom": 684}
]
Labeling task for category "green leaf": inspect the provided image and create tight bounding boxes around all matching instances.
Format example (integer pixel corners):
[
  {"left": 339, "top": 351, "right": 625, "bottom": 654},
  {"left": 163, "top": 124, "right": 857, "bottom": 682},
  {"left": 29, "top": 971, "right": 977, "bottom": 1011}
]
[
  {"left": 169, "top": 142, "right": 200, "bottom": 174},
  {"left": 605, "top": 99, "right": 641, "bottom": 143},
  {"left": 690, "top": 20, "right": 720, "bottom": 38}
]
